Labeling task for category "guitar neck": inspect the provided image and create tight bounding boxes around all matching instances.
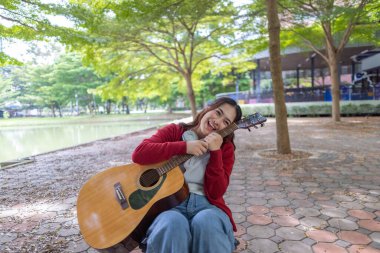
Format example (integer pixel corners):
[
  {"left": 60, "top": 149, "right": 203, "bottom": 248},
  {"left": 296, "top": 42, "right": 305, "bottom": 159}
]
[{"left": 157, "top": 123, "right": 239, "bottom": 176}]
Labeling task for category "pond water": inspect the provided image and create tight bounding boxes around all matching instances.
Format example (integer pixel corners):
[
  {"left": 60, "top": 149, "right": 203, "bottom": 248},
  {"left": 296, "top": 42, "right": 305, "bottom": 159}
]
[{"left": 0, "top": 120, "right": 165, "bottom": 163}]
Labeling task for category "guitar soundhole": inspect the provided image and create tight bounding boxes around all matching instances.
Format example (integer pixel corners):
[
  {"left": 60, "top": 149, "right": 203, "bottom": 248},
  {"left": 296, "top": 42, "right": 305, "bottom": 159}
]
[{"left": 140, "top": 169, "right": 160, "bottom": 187}]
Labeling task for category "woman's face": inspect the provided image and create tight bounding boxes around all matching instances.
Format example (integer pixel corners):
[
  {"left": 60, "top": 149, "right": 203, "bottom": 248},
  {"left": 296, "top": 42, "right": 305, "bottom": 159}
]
[{"left": 195, "top": 103, "right": 237, "bottom": 138}]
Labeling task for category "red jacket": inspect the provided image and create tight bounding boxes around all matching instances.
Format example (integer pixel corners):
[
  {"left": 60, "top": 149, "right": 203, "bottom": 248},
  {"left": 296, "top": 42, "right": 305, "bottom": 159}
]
[{"left": 132, "top": 123, "right": 237, "bottom": 231}]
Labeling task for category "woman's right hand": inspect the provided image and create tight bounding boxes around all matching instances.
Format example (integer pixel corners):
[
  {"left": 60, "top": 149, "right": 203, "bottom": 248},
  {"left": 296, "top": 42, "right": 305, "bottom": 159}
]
[{"left": 186, "top": 140, "right": 208, "bottom": 156}]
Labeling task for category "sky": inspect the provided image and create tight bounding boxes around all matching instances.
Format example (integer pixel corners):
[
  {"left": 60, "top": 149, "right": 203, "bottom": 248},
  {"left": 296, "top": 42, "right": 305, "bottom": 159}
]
[{"left": 2, "top": 0, "right": 252, "bottom": 63}]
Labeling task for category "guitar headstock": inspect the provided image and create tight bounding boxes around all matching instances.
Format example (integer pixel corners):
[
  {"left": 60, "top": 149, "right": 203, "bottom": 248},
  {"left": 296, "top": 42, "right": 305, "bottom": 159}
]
[{"left": 237, "top": 113, "right": 267, "bottom": 131}]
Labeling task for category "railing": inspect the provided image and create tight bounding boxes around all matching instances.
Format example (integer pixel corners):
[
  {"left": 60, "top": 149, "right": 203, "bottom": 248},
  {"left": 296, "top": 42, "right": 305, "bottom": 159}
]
[{"left": 216, "top": 85, "right": 380, "bottom": 103}]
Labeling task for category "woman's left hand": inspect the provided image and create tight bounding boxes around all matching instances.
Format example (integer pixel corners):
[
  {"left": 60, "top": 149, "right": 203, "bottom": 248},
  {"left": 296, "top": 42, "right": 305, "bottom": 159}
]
[{"left": 204, "top": 132, "right": 223, "bottom": 151}]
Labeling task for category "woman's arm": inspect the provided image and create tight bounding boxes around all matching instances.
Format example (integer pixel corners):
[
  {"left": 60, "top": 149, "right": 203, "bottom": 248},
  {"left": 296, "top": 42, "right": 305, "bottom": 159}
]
[
  {"left": 203, "top": 142, "right": 235, "bottom": 200},
  {"left": 132, "top": 124, "right": 187, "bottom": 164}
]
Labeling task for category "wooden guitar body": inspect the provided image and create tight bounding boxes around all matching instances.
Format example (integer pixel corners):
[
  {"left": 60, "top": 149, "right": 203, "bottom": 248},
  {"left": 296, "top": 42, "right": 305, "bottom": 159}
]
[{"left": 77, "top": 162, "right": 189, "bottom": 249}]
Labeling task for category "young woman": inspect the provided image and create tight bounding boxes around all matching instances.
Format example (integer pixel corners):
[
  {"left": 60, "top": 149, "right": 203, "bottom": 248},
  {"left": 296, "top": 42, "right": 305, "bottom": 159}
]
[{"left": 131, "top": 97, "right": 242, "bottom": 253}]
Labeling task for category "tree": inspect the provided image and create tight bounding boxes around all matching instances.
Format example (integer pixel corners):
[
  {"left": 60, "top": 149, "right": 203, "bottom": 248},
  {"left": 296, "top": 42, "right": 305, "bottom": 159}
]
[
  {"left": 266, "top": 0, "right": 291, "bottom": 154},
  {"left": 0, "top": 0, "right": 78, "bottom": 66},
  {"left": 67, "top": 0, "right": 254, "bottom": 118},
  {"left": 278, "top": 0, "right": 379, "bottom": 121}
]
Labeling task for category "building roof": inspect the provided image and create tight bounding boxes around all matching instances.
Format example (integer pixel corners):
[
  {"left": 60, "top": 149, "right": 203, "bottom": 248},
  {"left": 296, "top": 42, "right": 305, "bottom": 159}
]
[
  {"left": 351, "top": 48, "right": 380, "bottom": 62},
  {"left": 254, "top": 45, "right": 375, "bottom": 71}
]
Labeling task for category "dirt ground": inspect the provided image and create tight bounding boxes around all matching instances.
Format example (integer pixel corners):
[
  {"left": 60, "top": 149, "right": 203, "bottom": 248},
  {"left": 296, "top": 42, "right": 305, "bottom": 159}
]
[{"left": 0, "top": 116, "right": 379, "bottom": 252}]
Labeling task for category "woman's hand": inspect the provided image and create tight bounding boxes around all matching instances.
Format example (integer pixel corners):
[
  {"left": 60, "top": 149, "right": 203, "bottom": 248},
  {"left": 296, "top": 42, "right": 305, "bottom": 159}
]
[
  {"left": 204, "top": 132, "right": 223, "bottom": 151},
  {"left": 186, "top": 140, "right": 209, "bottom": 156}
]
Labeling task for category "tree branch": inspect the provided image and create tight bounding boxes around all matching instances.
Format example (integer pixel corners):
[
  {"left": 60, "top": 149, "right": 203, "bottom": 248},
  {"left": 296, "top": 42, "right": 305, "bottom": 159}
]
[{"left": 0, "top": 14, "right": 37, "bottom": 30}]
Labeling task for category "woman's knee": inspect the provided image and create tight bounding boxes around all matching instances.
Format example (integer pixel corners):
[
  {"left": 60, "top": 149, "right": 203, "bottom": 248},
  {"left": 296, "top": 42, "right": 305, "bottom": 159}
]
[
  {"left": 191, "top": 208, "right": 231, "bottom": 233},
  {"left": 148, "top": 210, "right": 189, "bottom": 237}
]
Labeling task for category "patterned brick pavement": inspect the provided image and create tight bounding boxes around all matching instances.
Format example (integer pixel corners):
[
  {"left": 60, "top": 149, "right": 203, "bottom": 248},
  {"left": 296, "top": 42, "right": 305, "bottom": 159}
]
[{"left": 1, "top": 117, "right": 379, "bottom": 253}]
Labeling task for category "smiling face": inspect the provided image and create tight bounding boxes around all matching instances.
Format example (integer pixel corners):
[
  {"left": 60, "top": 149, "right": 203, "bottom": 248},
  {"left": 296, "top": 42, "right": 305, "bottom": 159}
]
[{"left": 194, "top": 103, "right": 237, "bottom": 138}]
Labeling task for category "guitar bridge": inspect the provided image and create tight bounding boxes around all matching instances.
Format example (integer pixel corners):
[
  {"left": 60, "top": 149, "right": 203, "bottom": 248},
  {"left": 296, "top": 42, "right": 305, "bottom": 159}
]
[{"left": 114, "top": 182, "right": 129, "bottom": 210}]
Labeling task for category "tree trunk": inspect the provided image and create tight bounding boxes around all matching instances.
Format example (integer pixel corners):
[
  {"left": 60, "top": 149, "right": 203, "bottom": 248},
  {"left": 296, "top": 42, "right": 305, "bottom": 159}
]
[
  {"left": 326, "top": 43, "right": 341, "bottom": 122},
  {"left": 266, "top": 0, "right": 291, "bottom": 154},
  {"left": 184, "top": 72, "right": 197, "bottom": 119},
  {"left": 51, "top": 104, "right": 56, "bottom": 117},
  {"left": 106, "top": 99, "right": 111, "bottom": 114}
]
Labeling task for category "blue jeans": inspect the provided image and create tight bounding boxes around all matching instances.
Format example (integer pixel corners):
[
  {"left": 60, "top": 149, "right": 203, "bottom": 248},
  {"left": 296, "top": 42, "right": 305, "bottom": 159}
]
[{"left": 142, "top": 193, "right": 235, "bottom": 253}]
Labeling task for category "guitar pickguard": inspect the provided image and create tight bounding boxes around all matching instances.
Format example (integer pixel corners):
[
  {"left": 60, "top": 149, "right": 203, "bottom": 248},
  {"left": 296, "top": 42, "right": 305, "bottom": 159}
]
[{"left": 129, "top": 174, "right": 167, "bottom": 210}]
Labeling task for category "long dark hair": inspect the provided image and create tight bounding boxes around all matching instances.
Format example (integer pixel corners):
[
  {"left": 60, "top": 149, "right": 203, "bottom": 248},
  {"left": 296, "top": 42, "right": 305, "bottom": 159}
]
[{"left": 180, "top": 97, "right": 242, "bottom": 144}]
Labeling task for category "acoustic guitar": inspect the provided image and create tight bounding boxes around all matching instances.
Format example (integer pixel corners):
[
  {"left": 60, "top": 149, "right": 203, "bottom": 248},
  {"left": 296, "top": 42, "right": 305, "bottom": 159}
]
[{"left": 77, "top": 113, "right": 267, "bottom": 250}]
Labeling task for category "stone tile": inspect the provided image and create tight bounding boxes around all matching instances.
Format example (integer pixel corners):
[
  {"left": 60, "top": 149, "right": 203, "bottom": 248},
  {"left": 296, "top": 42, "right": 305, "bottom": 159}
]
[
  {"left": 230, "top": 204, "right": 246, "bottom": 213},
  {"left": 302, "top": 237, "right": 317, "bottom": 246},
  {"left": 270, "top": 235, "right": 284, "bottom": 244},
  {"left": 306, "top": 230, "right": 338, "bottom": 242},
  {"left": 338, "top": 231, "right": 372, "bottom": 244},
  {"left": 272, "top": 207, "right": 294, "bottom": 216},
  {"left": 232, "top": 212, "right": 246, "bottom": 223},
  {"left": 246, "top": 198, "right": 267, "bottom": 205},
  {"left": 357, "top": 195, "right": 379, "bottom": 203},
  {"left": 310, "top": 193, "right": 330, "bottom": 201},
  {"left": 370, "top": 241, "right": 380, "bottom": 250},
  {"left": 359, "top": 228, "right": 373, "bottom": 235},
  {"left": 313, "top": 242, "right": 348, "bottom": 253},
  {"left": 292, "top": 199, "right": 314, "bottom": 208},
  {"left": 295, "top": 207, "right": 321, "bottom": 217},
  {"left": 276, "top": 227, "right": 306, "bottom": 240},
  {"left": 370, "top": 232, "right": 380, "bottom": 243},
  {"left": 268, "top": 199, "right": 291, "bottom": 207},
  {"left": 273, "top": 215, "right": 300, "bottom": 227},
  {"left": 348, "top": 210, "right": 376, "bottom": 219},
  {"left": 359, "top": 220, "right": 380, "bottom": 232},
  {"left": 348, "top": 245, "right": 380, "bottom": 253},
  {"left": 246, "top": 205, "right": 269, "bottom": 214},
  {"left": 265, "top": 180, "right": 281, "bottom": 186},
  {"left": 288, "top": 192, "right": 308, "bottom": 200},
  {"left": 240, "top": 221, "right": 253, "bottom": 228},
  {"left": 285, "top": 187, "right": 304, "bottom": 193},
  {"left": 316, "top": 200, "right": 339, "bottom": 208},
  {"left": 333, "top": 194, "right": 355, "bottom": 202},
  {"left": 226, "top": 196, "right": 246, "bottom": 205},
  {"left": 341, "top": 201, "right": 365, "bottom": 209},
  {"left": 279, "top": 241, "right": 313, "bottom": 253},
  {"left": 246, "top": 191, "right": 266, "bottom": 198},
  {"left": 247, "top": 214, "right": 272, "bottom": 225},
  {"left": 329, "top": 218, "right": 359, "bottom": 230},
  {"left": 300, "top": 217, "right": 328, "bottom": 229},
  {"left": 265, "top": 221, "right": 279, "bottom": 229},
  {"left": 335, "top": 239, "right": 352, "bottom": 247},
  {"left": 247, "top": 225, "right": 275, "bottom": 238},
  {"left": 364, "top": 203, "right": 380, "bottom": 210},
  {"left": 321, "top": 208, "right": 347, "bottom": 218},
  {"left": 248, "top": 239, "right": 278, "bottom": 253}
]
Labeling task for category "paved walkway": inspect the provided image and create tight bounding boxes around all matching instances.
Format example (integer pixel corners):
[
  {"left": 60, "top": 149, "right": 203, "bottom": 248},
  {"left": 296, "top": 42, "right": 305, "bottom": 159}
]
[{"left": 1, "top": 117, "right": 379, "bottom": 253}]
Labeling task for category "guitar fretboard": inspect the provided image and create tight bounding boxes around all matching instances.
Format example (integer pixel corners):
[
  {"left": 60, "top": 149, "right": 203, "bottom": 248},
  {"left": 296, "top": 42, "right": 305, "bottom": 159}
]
[{"left": 156, "top": 122, "right": 239, "bottom": 176}]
